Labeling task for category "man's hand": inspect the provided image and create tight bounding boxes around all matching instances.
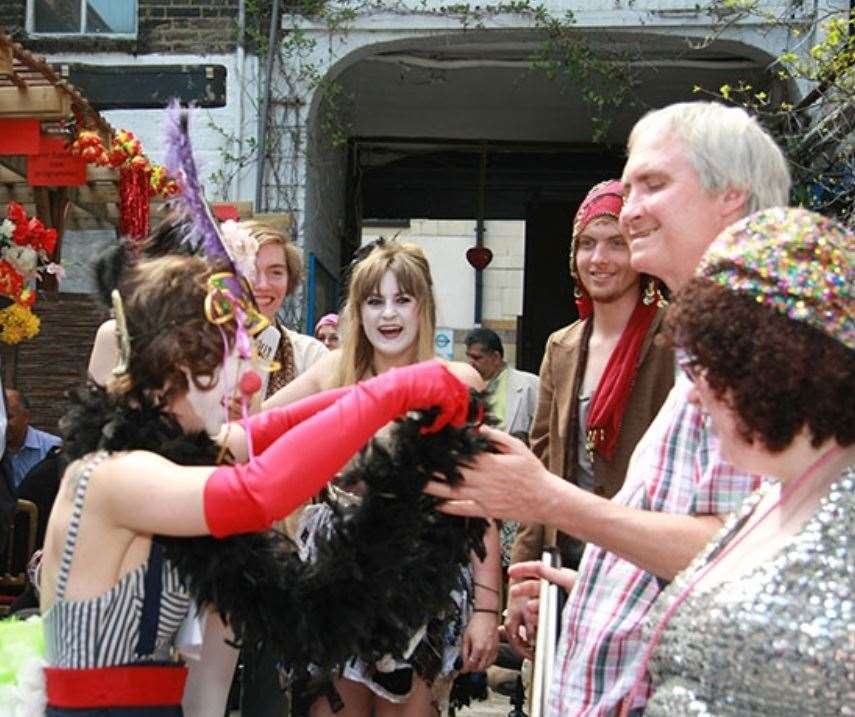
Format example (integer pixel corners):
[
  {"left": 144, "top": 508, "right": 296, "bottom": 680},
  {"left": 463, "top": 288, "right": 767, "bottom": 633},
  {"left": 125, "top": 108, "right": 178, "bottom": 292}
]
[
  {"left": 424, "top": 426, "right": 559, "bottom": 524},
  {"left": 503, "top": 588, "right": 535, "bottom": 660},
  {"left": 504, "top": 561, "right": 578, "bottom": 659}
]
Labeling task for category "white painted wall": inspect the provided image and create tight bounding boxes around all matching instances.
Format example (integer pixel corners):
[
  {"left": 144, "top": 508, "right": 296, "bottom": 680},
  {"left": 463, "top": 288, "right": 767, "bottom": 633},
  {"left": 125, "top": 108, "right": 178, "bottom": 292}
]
[
  {"left": 47, "top": 51, "right": 260, "bottom": 202},
  {"left": 362, "top": 218, "right": 525, "bottom": 330}
]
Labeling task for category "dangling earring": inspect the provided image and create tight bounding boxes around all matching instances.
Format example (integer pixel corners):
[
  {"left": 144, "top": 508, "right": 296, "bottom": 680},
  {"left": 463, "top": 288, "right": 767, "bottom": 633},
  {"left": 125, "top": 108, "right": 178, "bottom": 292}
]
[
  {"left": 642, "top": 277, "right": 656, "bottom": 305},
  {"left": 643, "top": 277, "right": 667, "bottom": 308},
  {"left": 574, "top": 284, "right": 584, "bottom": 299}
]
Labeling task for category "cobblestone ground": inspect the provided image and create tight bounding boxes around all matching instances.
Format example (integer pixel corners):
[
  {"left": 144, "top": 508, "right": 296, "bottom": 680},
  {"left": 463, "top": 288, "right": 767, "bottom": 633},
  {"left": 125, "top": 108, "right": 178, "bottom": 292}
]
[
  {"left": 231, "top": 689, "right": 514, "bottom": 716},
  {"left": 456, "top": 689, "right": 514, "bottom": 716}
]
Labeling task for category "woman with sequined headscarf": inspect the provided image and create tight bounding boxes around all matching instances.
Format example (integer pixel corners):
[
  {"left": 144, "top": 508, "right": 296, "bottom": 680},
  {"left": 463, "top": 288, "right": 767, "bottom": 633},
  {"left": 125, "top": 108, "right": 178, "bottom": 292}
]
[{"left": 628, "top": 206, "right": 855, "bottom": 715}]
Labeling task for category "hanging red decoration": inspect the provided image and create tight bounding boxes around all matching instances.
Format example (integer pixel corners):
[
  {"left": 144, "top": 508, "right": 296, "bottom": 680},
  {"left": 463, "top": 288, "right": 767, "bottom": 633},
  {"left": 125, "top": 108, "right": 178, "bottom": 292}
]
[
  {"left": 466, "top": 245, "right": 493, "bottom": 271},
  {"left": 70, "top": 129, "right": 179, "bottom": 244}
]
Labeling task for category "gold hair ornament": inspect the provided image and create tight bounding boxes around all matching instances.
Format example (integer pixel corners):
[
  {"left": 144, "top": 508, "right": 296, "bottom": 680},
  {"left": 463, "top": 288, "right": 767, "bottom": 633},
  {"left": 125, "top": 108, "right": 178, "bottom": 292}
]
[
  {"left": 204, "top": 272, "right": 269, "bottom": 336},
  {"left": 111, "top": 289, "right": 132, "bottom": 376},
  {"left": 203, "top": 272, "right": 281, "bottom": 375}
]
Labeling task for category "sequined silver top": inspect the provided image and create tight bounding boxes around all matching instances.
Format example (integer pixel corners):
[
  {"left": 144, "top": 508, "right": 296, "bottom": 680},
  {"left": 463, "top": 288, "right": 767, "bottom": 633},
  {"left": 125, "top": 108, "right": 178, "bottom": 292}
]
[{"left": 644, "top": 464, "right": 855, "bottom": 716}]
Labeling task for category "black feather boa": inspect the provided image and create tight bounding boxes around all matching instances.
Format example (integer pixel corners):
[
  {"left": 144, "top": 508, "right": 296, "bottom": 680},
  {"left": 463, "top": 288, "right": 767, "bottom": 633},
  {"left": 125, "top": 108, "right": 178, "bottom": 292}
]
[{"left": 60, "top": 383, "right": 491, "bottom": 673}]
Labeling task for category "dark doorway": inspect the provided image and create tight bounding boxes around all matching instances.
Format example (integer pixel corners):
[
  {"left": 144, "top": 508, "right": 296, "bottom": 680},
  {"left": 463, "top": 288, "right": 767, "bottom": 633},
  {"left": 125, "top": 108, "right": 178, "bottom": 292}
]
[
  {"left": 519, "top": 202, "right": 576, "bottom": 374},
  {"left": 352, "top": 139, "right": 627, "bottom": 371}
]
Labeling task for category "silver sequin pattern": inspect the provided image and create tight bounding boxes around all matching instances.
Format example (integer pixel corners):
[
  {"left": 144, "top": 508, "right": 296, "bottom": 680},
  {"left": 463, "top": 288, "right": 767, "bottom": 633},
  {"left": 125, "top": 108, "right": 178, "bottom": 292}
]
[{"left": 644, "top": 465, "right": 855, "bottom": 716}]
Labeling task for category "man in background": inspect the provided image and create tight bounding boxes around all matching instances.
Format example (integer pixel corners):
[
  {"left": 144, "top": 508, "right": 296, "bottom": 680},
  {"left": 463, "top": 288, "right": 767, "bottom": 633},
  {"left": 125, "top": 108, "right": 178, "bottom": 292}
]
[
  {"left": 2, "top": 389, "right": 61, "bottom": 490},
  {"left": 465, "top": 328, "right": 539, "bottom": 439}
]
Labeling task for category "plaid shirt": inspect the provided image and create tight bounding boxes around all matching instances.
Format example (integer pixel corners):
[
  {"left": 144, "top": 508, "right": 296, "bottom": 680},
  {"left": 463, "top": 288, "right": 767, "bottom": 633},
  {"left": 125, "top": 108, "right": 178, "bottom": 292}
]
[{"left": 549, "top": 374, "right": 763, "bottom": 716}]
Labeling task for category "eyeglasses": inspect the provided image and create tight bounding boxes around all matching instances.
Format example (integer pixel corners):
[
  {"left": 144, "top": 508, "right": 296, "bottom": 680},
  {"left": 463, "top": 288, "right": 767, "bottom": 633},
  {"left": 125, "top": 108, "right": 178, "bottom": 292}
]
[{"left": 676, "top": 351, "right": 706, "bottom": 384}]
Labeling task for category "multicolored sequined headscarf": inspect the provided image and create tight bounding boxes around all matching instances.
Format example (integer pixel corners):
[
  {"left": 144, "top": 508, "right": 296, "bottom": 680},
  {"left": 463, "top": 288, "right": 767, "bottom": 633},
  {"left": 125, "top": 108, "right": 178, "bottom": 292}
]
[{"left": 697, "top": 206, "right": 854, "bottom": 350}]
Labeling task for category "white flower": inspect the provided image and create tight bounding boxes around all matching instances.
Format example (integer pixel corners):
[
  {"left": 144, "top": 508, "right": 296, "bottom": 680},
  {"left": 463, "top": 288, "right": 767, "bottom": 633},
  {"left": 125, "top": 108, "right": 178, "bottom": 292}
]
[
  {"left": 1, "top": 245, "right": 38, "bottom": 275},
  {"left": 45, "top": 263, "right": 66, "bottom": 282},
  {"left": 0, "top": 219, "right": 15, "bottom": 241},
  {"left": 219, "top": 220, "right": 259, "bottom": 283}
]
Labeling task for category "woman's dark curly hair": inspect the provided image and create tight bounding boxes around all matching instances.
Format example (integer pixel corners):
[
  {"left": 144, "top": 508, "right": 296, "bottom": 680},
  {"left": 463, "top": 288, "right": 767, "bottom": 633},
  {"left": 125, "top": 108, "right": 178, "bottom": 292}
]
[
  {"left": 667, "top": 279, "right": 855, "bottom": 452},
  {"left": 107, "top": 253, "right": 235, "bottom": 401}
]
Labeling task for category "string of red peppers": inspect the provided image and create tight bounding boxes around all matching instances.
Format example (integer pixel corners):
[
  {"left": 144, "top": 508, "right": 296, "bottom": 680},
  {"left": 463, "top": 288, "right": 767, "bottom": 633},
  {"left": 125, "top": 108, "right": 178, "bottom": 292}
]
[{"left": 71, "top": 130, "right": 180, "bottom": 242}]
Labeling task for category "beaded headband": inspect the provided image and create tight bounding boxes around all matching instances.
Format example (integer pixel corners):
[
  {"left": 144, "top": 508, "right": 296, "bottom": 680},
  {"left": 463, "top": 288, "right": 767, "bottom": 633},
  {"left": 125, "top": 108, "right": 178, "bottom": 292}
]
[
  {"left": 697, "top": 206, "right": 854, "bottom": 350},
  {"left": 570, "top": 179, "right": 624, "bottom": 285}
]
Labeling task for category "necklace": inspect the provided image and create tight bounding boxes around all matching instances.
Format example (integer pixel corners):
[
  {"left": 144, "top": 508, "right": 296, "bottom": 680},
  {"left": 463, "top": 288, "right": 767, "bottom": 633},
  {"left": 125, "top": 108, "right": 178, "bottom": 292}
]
[{"left": 620, "top": 443, "right": 844, "bottom": 716}]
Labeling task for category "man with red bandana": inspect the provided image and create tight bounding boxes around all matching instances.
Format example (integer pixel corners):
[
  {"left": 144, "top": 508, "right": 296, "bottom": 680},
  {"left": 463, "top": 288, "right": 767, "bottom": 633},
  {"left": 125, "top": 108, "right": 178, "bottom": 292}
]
[{"left": 506, "top": 180, "right": 674, "bottom": 654}]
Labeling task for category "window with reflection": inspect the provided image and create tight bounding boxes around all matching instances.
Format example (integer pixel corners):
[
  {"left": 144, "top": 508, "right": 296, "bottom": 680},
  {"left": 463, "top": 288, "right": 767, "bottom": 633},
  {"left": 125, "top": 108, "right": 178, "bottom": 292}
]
[{"left": 31, "top": 0, "right": 137, "bottom": 36}]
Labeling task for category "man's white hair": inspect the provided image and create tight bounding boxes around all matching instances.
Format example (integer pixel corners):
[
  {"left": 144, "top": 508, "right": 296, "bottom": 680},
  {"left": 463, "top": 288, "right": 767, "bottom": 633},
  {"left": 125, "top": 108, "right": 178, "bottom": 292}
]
[{"left": 628, "top": 101, "right": 792, "bottom": 214}]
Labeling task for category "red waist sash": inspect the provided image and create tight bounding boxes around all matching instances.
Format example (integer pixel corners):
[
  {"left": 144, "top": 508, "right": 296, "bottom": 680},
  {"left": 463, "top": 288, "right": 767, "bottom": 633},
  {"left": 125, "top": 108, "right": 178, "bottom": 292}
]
[{"left": 45, "top": 664, "right": 188, "bottom": 708}]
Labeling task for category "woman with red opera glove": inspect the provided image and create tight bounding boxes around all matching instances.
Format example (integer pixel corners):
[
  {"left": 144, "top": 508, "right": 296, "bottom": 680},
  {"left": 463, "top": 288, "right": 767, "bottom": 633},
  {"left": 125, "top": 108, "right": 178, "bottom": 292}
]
[{"left": 38, "top": 252, "right": 471, "bottom": 717}]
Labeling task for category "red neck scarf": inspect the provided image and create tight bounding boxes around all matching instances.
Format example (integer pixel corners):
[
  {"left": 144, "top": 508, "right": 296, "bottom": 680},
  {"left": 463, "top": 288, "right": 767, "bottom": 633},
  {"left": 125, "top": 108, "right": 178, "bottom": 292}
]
[{"left": 584, "top": 298, "right": 658, "bottom": 461}]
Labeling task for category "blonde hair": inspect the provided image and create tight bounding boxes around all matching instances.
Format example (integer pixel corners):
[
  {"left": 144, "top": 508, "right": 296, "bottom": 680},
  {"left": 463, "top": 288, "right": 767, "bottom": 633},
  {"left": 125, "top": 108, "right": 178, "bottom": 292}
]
[
  {"left": 335, "top": 242, "right": 436, "bottom": 387},
  {"left": 628, "top": 102, "right": 791, "bottom": 215},
  {"left": 243, "top": 219, "right": 303, "bottom": 296}
]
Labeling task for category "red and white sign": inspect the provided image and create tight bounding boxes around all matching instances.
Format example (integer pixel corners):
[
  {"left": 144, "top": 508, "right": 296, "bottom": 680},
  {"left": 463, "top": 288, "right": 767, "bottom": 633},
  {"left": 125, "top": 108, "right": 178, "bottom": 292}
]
[{"left": 27, "top": 136, "right": 87, "bottom": 186}]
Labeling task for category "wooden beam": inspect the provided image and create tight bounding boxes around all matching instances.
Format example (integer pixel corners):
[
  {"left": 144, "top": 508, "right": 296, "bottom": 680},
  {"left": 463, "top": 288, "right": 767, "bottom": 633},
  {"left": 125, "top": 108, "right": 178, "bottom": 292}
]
[
  {"left": 86, "top": 165, "right": 117, "bottom": 181},
  {"left": 0, "top": 85, "right": 72, "bottom": 118},
  {"left": 0, "top": 45, "right": 11, "bottom": 75},
  {"left": 0, "top": 184, "right": 35, "bottom": 203},
  {"left": 0, "top": 155, "right": 27, "bottom": 180}
]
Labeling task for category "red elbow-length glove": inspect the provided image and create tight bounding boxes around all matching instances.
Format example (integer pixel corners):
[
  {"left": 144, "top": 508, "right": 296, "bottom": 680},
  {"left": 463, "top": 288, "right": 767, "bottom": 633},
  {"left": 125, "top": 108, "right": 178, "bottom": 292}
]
[{"left": 204, "top": 360, "right": 470, "bottom": 537}]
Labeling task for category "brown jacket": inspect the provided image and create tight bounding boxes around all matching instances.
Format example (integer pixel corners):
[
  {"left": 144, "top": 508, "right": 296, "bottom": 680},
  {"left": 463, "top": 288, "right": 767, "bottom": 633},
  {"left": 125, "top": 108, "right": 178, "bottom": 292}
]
[{"left": 510, "top": 309, "right": 674, "bottom": 566}]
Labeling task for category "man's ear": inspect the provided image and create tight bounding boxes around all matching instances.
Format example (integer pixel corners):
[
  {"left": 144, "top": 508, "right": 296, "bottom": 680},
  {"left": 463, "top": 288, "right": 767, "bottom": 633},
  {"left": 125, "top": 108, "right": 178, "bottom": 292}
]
[{"left": 720, "top": 187, "right": 749, "bottom": 220}]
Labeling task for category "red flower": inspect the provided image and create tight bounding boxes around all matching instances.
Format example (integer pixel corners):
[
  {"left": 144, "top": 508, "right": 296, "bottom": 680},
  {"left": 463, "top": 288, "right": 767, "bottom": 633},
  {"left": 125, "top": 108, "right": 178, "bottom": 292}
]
[
  {"left": 41, "top": 227, "right": 58, "bottom": 255},
  {"left": 7, "top": 202, "right": 27, "bottom": 227},
  {"left": 20, "top": 218, "right": 41, "bottom": 248},
  {"left": 0, "top": 260, "right": 23, "bottom": 299}
]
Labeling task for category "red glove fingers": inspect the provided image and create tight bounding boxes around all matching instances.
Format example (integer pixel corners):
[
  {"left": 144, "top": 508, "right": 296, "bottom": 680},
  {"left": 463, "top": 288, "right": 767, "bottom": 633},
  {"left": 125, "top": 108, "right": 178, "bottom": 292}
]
[{"left": 204, "top": 361, "right": 470, "bottom": 537}]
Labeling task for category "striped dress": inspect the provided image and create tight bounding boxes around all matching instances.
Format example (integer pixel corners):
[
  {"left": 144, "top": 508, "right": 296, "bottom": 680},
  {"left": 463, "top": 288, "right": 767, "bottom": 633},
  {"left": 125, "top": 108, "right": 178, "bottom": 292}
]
[{"left": 43, "top": 451, "right": 192, "bottom": 668}]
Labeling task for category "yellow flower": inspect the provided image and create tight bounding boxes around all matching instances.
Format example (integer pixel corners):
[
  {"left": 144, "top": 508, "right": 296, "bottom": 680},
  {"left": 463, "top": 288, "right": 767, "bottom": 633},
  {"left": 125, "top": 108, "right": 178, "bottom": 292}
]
[{"left": 0, "top": 304, "right": 40, "bottom": 344}]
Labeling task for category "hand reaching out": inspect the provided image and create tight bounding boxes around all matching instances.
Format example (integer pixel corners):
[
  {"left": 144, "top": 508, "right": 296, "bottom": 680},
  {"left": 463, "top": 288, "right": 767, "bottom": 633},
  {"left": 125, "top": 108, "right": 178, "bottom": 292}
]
[{"left": 503, "top": 561, "right": 577, "bottom": 659}]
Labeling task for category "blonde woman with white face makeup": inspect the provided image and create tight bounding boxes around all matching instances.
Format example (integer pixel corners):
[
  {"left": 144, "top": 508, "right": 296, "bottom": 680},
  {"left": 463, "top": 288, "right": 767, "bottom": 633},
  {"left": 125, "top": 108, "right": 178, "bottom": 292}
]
[{"left": 265, "top": 241, "right": 502, "bottom": 717}]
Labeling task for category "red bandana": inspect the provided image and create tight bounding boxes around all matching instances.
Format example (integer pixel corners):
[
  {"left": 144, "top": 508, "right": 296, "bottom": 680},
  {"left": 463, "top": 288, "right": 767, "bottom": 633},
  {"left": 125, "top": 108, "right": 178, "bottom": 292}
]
[
  {"left": 571, "top": 179, "right": 625, "bottom": 319},
  {"left": 570, "top": 179, "right": 658, "bottom": 462}
]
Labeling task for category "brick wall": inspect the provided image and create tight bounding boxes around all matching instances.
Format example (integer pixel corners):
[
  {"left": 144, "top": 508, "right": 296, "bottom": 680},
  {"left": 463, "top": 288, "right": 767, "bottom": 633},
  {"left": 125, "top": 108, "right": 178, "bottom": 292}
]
[
  {"left": 139, "top": 0, "right": 240, "bottom": 54},
  {"left": 2, "top": 1, "right": 242, "bottom": 55},
  {"left": 0, "top": 3, "right": 25, "bottom": 34}
]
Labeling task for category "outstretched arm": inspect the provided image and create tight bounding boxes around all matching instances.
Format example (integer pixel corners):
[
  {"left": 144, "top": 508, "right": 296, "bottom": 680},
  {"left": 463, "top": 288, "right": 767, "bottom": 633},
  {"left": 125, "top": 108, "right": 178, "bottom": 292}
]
[
  {"left": 97, "top": 361, "right": 472, "bottom": 539},
  {"left": 261, "top": 349, "right": 339, "bottom": 410},
  {"left": 426, "top": 427, "right": 725, "bottom": 581}
]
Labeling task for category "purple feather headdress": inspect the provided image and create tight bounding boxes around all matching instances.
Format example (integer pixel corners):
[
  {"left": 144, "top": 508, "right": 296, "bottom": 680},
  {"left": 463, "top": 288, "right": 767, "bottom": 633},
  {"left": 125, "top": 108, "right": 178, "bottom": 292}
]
[
  {"left": 163, "top": 99, "right": 234, "bottom": 269},
  {"left": 163, "top": 100, "right": 267, "bottom": 451}
]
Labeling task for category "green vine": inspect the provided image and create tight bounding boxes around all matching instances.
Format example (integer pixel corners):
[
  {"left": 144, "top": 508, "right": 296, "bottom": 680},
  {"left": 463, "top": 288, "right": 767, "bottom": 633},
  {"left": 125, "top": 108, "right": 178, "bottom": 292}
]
[
  {"left": 693, "top": 7, "right": 854, "bottom": 227},
  {"left": 212, "top": 0, "right": 639, "bottom": 202}
]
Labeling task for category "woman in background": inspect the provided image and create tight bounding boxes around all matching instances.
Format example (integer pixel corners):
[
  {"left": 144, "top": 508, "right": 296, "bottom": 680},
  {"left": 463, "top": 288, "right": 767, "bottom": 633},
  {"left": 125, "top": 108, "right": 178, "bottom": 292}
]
[
  {"left": 314, "top": 313, "right": 340, "bottom": 350},
  {"left": 239, "top": 220, "right": 327, "bottom": 399},
  {"left": 266, "top": 241, "right": 501, "bottom": 716}
]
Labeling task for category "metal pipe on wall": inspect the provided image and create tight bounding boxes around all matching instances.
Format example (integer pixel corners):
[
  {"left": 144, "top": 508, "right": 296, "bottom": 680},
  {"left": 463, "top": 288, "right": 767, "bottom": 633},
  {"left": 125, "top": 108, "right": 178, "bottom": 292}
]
[
  {"left": 254, "top": 0, "right": 281, "bottom": 213},
  {"left": 474, "top": 144, "right": 487, "bottom": 325}
]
